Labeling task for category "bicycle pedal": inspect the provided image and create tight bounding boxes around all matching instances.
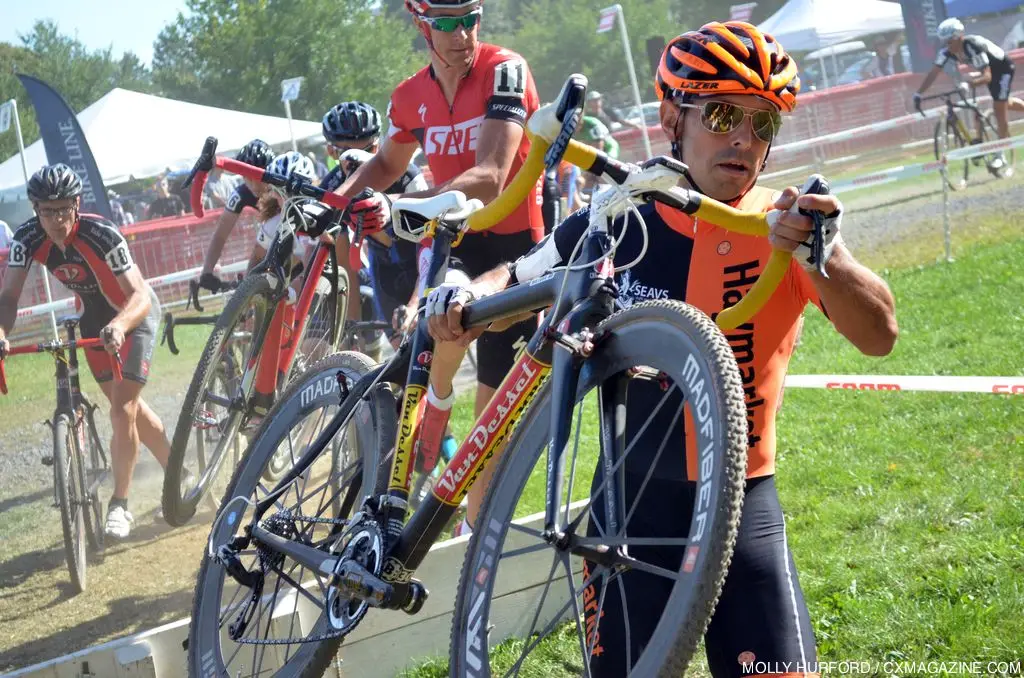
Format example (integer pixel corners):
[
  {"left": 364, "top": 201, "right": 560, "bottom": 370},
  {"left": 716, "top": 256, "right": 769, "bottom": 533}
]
[{"left": 41, "top": 455, "right": 54, "bottom": 466}]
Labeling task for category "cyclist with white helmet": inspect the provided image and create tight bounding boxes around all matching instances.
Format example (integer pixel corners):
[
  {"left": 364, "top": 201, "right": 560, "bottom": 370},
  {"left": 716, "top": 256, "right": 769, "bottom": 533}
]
[
  {"left": 914, "top": 17, "right": 1024, "bottom": 143},
  {"left": 252, "top": 151, "right": 320, "bottom": 271},
  {"left": 198, "top": 139, "right": 275, "bottom": 293}
]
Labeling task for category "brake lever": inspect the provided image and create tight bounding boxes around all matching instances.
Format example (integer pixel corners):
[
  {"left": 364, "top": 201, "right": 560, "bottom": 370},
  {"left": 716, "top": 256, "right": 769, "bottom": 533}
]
[
  {"left": 545, "top": 74, "right": 588, "bottom": 172},
  {"left": 183, "top": 136, "right": 218, "bottom": 189},
  {"left": 796, "top": 175, "right": 831, "bottom": 278}
]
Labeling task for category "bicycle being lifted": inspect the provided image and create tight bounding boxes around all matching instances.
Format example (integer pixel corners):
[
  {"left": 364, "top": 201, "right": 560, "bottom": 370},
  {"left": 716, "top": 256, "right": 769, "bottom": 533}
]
[
  {"left": 161, "top": 152, "right": 360, "bottom": 527},
  {"left": 917, "top": 85, "right": 1015, "bottom": 190},
  {"left": 184, "top": 75, "right": 829, "bottom": 677}
]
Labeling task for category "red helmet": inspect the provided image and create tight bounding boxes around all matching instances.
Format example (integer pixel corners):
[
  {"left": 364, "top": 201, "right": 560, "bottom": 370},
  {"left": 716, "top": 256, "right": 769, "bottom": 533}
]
[
  {"left": 656, "top": 21, "right": 800, "bottom": 113},
  {"left": 405, "top": 0, "right": 482, "bottom": 15}
]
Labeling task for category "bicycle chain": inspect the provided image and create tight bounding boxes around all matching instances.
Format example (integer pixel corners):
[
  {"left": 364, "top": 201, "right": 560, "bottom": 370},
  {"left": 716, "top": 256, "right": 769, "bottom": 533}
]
[{"left": 226, "top": 512, "right": 376, "bottom": 647}]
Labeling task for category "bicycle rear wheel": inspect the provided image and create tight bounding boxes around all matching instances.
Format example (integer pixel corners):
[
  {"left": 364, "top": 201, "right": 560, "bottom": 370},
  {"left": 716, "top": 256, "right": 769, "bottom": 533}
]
[
  {"left": 286, "top": 252, "right": 348, "bottom": 382},
  {"left": 935, "top": 117, "right": 969, "bottom": 190},
  {"left": 450, "top": 300, "right": 748, "bottom": 677},
  {"left": 188, "top": 351, "right": 397, "bottom": 677},
  {"left": 163, "top": 274, "right": 274, "bottom": 527},
  {"left": 54, "top": 413, "right": 89, "bottom": 594},
  {"left": 981, "top": 111, "right": 1015, "bottom": 178}
]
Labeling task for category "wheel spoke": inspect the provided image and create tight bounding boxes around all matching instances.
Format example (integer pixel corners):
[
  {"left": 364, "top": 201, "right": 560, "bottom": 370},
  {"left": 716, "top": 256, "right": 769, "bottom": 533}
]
[
  {"left": 499, "top": 541, "right": 551, "bottom": 561},
  {"left": 574, "top": 536, "right": 690, "bottom": 548},
  {"left": 559, "top": 552, "right": 594, "bottom": 678}
]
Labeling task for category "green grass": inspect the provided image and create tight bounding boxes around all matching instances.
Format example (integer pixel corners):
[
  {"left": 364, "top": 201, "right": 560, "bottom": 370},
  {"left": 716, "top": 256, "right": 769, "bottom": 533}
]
[{"left": 402, "top": 233, "right": 1024, "bottom": 676}]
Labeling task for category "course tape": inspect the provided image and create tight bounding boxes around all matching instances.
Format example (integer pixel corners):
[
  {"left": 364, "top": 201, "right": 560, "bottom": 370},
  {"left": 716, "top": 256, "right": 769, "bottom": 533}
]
[
  {"left": 785, "top": 374, "right": 1024, "bottom": 395},
  {"left": 15, "top": 260, "right": 248, "bottom": 320}
]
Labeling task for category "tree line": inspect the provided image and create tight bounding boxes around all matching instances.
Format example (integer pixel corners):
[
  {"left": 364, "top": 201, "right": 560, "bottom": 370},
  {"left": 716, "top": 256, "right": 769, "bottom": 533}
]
[{"left": 0, "top": 0, "right": 789, "bottom": 165}]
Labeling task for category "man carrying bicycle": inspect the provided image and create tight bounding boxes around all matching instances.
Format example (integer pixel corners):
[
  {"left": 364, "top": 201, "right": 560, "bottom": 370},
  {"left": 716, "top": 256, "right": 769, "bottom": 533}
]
[
  {"left": 425, "top": 21, "right": 898, "bottom": 676},
  {"left": 914, "top": 18, "right": 1024, "bottom": 147},
  {"left": 0, "top": 164, "right": 172, "bottom": 539},
  {"left": 198, "top": 139, "right": 275, "bottom": 294},
  {"left": 334, "top": 0, "right": 543, "bottom": 518}
]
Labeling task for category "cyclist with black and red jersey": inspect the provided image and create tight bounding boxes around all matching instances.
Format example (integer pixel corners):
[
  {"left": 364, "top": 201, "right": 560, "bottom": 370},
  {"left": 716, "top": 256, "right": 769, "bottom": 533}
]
[
  {"left": 198, "top": 139, "right": 275, "bottom": 294},
  {"left": 424, "top": 22, "right": 899, "bottom": 676},
  {"left": 335, "top": 0, "right": 543, "bottom": 529},
  {"left": 0, "top": 164, "right": 171, "bottom": 539}
]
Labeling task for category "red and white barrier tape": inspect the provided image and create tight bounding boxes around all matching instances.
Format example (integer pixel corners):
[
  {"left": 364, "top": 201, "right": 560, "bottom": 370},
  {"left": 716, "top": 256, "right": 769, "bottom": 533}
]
[
  {"left": 15, "top": 260, "right": 248, "bottom": 320},
  {"left": 785, "top": 374, "right": 1024, "bottom": 395},
  {"left": 832, "top": 160, "right": 945, "bottom": 194}
]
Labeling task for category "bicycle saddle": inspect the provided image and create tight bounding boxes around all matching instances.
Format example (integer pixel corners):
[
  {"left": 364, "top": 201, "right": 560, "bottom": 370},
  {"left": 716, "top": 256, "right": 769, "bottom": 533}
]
[{"left": 392, "top": 191, "right": 484, "bottom": 243}]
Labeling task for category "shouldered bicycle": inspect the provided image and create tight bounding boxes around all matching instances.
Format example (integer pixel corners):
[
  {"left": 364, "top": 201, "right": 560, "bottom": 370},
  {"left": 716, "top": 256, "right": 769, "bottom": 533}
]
[{"left": 183, "top": 75, "right": 825, "bottom": 677}]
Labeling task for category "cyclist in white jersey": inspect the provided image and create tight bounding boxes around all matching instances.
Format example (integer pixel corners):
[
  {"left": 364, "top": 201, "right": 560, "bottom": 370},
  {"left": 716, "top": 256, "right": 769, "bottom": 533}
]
[{"left": 914, "top": 17, "right": 1024, "bottom": 144}]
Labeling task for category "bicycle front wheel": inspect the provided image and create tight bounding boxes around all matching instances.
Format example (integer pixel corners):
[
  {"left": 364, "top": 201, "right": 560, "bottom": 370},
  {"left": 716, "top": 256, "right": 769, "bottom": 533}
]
[
  {"left": 163, "top": 274, "right": 274, "bottom": 527},
  {"left": 935, "top": 117, "right": 969, "bottom": 190},
  {"left": 54, "top": 413, "right": 89, "bottom": 594},
  {"left": 450, "top": 300, "right": 748, "bottom": 677},
  {"left": 78, "top": 402, "right": 106, "bottom": 552},
  {"left": 188, "top": 351, "right": 398, "bottom": 677}
]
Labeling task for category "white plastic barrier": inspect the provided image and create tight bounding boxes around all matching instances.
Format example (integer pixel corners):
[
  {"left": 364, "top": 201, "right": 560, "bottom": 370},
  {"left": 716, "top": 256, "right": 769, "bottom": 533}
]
[
  {"left": 831, "top": 160, "right": 945, "bottom": 194},
  {"left": 14, "top": 261, "right": 248, "bottom": 321},
  {"left": 785, "top": 374, "right": 1024, "bottom": 394},
  {"left": 7, "top": 501, "right": 588, "bottom": 678}
]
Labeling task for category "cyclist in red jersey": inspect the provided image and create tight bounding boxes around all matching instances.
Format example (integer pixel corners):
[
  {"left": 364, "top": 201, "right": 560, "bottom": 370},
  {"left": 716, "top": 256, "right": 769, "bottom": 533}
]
[
  {"left": 425, "top": 22, "right": 899, "bottom": 676},
  {"left": 335, "top": 0, "right": 543, "bottom": 528},
  {"left": 0, "top": 164, "right": 171, "bottom": 539}
]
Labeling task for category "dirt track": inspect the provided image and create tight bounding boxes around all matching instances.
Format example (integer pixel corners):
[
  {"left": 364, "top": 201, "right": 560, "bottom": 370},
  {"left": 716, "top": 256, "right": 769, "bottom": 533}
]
[{"left": 1, "top": 166, "right": 1022, "bottom": 672}]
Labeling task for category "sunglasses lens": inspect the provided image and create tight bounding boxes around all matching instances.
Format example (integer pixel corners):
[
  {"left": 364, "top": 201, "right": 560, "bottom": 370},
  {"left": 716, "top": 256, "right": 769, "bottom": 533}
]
[
  {"left": 701, "top": 102, "right": 744, "bottom": 134},
  {"left": 431, "top": 11, "right": 479, "bottom": 31},
  {"left": 752, "top": 112, "right": 779, "bottom": 143}
]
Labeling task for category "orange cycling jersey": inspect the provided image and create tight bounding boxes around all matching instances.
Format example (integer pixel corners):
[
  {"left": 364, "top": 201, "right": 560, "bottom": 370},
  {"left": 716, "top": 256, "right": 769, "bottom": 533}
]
[
  {"left": 387, "top": 42, "right": 543, "bottom": 240},
  {"left": 511, "top": 185, "right": 824, "bottom": 478}
]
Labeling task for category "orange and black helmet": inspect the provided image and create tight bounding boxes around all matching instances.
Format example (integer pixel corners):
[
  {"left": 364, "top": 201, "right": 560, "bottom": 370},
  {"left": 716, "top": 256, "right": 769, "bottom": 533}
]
[{"left": 656, "top": 21, "right": 800, "bottom": 113}]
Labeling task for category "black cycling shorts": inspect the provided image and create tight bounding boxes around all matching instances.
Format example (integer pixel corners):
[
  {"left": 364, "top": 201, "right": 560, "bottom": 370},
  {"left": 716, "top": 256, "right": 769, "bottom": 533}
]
[
  {"left": 990, "top": 64, "right": 1015, "bottom": 102},
  {"left": 453, "top": 229, "right": 539, "bottom": 389},
  {"left": 81, "top": 290, "right": 161, "bottom": 385},
  {"left": 584, "top": 473, "right": 817, "bottom": 678},
  {"left": 368, "top": 245, "right": 418, "bottom": 323}
]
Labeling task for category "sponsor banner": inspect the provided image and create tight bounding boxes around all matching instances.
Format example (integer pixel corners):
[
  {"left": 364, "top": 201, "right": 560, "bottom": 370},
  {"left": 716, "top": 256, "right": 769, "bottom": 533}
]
[
  {"left": 899, "top": 0, "right": 948, "bottom": 73},
  {"left": 785, "top": 374, "right": 1024, "bottom": 395},
  {"left": 17, "top": 74, "right": 112, "bottom": 220},
  {"left": 597, "top": 6, "right": 617, "bottom": 33}
]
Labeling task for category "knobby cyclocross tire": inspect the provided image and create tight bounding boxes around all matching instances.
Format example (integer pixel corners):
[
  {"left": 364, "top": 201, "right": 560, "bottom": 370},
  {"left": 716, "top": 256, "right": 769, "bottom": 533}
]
[
  {"left": 188, "top": 351, "right": 397, "bottom": 678},
  {"left": 981, "top": 111, "right": 1016, "bottom": 178},
  {"left": 78, "top": 404, "right": 106, "bottom": 552},
  {"left": 935, "top": 116, "right": 969, "bottom": 190},
  {"left": 449, "top": 300, "right": 748, "bottom": 678},
  {"left": 53, "top": 413, "right": 89, "bottom": 594},
  {"left": 163, "top": 274, "right": 275, "bottom": 527}
]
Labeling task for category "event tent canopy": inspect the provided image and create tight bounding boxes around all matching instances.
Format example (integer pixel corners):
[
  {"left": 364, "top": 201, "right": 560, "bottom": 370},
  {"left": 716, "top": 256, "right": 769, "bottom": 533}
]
[
  {"left": 0, "top": 88, "right": 322, "bottom": 198},
  {"left": 758, "top": 0, "right": 905, "bottom": 52}
]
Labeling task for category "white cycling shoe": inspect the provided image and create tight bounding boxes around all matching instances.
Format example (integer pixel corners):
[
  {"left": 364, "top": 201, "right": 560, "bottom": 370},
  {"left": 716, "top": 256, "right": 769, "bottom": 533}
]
[{"left": 105, "top": 505, "right": 135, "bottom": 539}]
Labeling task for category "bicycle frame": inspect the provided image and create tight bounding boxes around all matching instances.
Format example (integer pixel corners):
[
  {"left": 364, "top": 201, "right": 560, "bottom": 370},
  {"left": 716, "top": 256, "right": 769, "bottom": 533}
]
[
  {"left": 234, "top": 231, "right": 339, "bottom": 412},
  {"left": 247, "top": 213, "right": 620, "bottom": 610}
]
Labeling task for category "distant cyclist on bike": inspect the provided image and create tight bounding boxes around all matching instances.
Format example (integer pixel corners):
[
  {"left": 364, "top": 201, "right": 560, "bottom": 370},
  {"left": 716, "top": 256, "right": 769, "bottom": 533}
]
[
  {"left": 321, "top": 100, "right": 428, "bottom": 353},
  {"left": 0, "top": 164, "right": 172, "bottom": 539},
  {"left": 425, "top": 21, "right": 898, "bottom": 676},
  {"left": 914, "top": 18, "right": 1024, "bottom": 145},
  {"left": 198, "top": 139, "right": 275, "bottom": 294},
  {"left": 334, "top": 0, "right": 543, "bottom": 528}
]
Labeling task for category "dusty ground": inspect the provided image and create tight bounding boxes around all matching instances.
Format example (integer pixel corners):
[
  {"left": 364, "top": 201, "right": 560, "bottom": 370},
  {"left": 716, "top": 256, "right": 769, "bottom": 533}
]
[{"left": 0, "top": 165, "right": 1021, "bottom": 672}]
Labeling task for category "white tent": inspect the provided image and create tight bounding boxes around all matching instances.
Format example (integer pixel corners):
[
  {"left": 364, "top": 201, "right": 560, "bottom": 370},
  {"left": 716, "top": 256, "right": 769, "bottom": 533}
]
[
  {"left": 758, "top": 0, "right": 905, "bottom": 52},
  {"left": 0, "top": 88, "right": 323, "bottom": 199}
]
